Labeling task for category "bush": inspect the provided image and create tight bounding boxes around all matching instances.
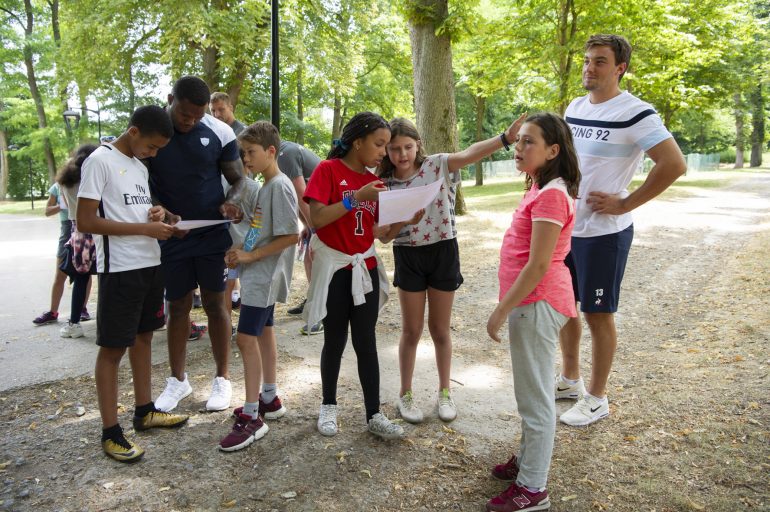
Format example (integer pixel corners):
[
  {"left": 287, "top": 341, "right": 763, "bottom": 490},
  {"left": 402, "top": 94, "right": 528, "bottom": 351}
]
[{"left": 719, "top": 148, "right": 737, "bottom": 164}]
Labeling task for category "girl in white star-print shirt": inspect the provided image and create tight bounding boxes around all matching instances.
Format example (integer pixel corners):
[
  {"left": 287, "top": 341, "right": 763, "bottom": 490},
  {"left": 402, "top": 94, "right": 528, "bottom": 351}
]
[{"left": 378, "top": 114, "right": 526, "bottom": 424}]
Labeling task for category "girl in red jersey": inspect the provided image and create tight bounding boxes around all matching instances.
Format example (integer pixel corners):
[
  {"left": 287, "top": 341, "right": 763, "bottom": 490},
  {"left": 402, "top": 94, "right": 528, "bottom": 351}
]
[{"left": 303, "top": 112, "right": 420, "bottom": 440}]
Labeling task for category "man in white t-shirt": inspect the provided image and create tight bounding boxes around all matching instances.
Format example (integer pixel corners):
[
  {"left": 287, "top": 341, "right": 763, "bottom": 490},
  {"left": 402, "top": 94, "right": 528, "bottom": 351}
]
[
  {"left": 77, "top": 105, "right": 189, "bottom": 462},
  {"left": 556, "top": 34, "right": 687, "bottom": 426}
]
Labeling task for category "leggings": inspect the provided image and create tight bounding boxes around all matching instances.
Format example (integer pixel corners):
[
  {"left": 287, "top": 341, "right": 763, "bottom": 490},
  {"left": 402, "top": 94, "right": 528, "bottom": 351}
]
[
  {"left": 69, "top": 272, "right": 90, "bottom": 324},
  {"left": 321, "top": 267, "right": 380, "bottom": 422}
]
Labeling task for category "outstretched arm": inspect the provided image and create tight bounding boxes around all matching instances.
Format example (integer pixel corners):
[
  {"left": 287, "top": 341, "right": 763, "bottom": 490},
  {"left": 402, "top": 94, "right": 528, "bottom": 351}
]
[{"left": 447, "top": 113, "right": 527, "bottom": 173}]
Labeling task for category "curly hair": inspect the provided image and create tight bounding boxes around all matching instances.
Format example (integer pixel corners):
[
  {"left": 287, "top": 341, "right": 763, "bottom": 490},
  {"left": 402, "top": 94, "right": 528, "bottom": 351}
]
[{"left": 56, "top": 143, "right": 99, "bottom": 188}]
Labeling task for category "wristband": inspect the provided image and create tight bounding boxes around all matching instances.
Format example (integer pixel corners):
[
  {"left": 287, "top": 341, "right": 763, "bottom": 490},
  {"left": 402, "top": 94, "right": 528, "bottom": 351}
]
[
  {"left": 342, "top": 196, "right": 353, "bottom": 211},
  {"left": 500, "top": 132, "right": 511, "bottom": 151}
]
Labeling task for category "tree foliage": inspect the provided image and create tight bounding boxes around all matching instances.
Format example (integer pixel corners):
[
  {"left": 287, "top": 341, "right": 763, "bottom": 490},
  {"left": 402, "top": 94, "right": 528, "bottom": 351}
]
[{"left": 0, "top": 0, "right": 767, "bottom": 200}]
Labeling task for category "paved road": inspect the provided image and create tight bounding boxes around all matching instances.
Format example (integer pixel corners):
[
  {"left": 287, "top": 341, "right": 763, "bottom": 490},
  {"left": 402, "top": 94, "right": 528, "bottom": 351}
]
[{"left": 0, "top": 214, "right": 210, "bottom": 392}]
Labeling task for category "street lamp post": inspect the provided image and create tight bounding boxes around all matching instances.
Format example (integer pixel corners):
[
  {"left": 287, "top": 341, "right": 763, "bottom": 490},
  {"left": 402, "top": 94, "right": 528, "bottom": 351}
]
[
  {"left": 271, "top": 0, "right": 280, "bottom": 130},
  {"left": 63, "top": 106, "right": 101, "bottom": 140}
]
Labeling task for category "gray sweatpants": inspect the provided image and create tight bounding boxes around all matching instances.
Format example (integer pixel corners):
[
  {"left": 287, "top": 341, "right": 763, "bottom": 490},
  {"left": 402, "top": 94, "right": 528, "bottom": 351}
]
[{"left": 508, "top": 300, "right": 568, "bottom": 489}]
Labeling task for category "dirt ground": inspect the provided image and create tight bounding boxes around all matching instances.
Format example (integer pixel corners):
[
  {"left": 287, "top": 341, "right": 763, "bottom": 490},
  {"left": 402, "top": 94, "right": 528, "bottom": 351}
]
[{"left": 1, "top": 172, "right": 768, "bottom": 512}]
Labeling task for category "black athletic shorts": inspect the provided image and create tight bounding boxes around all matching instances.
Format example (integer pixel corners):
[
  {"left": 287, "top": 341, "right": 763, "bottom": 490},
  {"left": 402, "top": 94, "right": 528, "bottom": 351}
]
[
  {"left": 393, "top": 238, "right": 464, "bottom": 292},
  {"left": 96, "top": 265, "right": 165, "bottom": 348}
]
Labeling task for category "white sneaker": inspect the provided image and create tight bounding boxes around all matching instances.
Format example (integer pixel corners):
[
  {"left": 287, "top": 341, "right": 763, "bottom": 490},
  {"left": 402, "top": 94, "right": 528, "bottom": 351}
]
[
  {"left": 437, "top": 388, "right": 457, "bottom": 422},
  {"left": 555, "top": 375, "right": 586, "bottom": 400},
  {"left": 317, "top": 404, "right": 338, "bottom": 436},
  {"left": 155, "top": 373, "right": 192, "bottom": 412},
  {"left": 368, "top": 412, "right": 404, "bottom": 440},
  {"left": 155, "top": 374, "right": 193, "bottom": 412},
  {"left": 397, "top": 391, "right": 424, "bottom": 424},
  {"left": 206, "top": 376, "right": 232, "bottom": 411},
  {"left": 60, "top": 322, "right": 84, "bottom": 339},
  {"left": 559, "top": 393, "right": 609, "bottom": 426}
]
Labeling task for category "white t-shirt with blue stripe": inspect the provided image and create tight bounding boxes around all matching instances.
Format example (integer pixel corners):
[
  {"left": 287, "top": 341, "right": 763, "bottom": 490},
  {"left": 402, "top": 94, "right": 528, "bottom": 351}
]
[{"left": 565, "top": 91, "right": 671, "bottom": 238}]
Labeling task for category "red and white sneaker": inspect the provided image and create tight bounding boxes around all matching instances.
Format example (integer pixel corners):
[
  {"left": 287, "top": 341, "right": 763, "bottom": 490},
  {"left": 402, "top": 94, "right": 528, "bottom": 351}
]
[
  {"left": 491, "top": 454, "right": 520, "bottom": 481},
  {"left": 259, "top": 394, "right": 287, "bottom": 419},
  {"left": 232, "top": 394, "right": 287, "bottom": 420},
  {"left": 486, "top": 483, "right": 550, "bottom": 512},
  {"left": 218, "top": 413, "right": 268, "bottom": 452}
]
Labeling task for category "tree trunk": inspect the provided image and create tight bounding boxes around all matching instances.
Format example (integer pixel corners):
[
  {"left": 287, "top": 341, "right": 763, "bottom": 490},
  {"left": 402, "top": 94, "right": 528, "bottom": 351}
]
[
  {"left": 0, "top": 129, "right": 8, "bottom": 200},
  {"left": 225, "top": 61, "right": 248, "bottom": 109},
  {"left": 474, "top": 95, "right": 485, "bottom": 186},
  {"left": 556, "top": 0, "right": 577, "bottom": 114},
  {"left": 49, "top": 0, "right": 71, "bottom": 140},
  {"left": 296, "top": 64, "right": 304, "bottom": 146},
  {"left": 407, "top": 0, "right": 465, "bottom": 213},
  {"left": 202, "top": 45, "right": 220, "bottom": 93},
  {"left": 23, "top": 0, "right": 57, "bottom": 184},
  {"left": 332, "top": 91, "right": 342, "bottom": 141},
  {"left": 750, "top": 83, "right": 764, "bottom": 167},
  {"left": 734, "top": 93, "right": 745, "bottom": 168}
]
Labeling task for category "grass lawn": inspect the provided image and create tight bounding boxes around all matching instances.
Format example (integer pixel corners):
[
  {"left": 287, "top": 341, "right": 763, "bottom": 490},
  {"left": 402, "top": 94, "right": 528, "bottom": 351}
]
[{"left": 0, "top": 200, "right": 46, "bottom": 216}]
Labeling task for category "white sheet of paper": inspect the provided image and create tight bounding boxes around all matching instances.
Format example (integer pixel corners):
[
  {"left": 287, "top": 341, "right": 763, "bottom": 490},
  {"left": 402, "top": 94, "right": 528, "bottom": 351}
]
[
  {"left": 378, "top": 178, "right": 444, "bottom": 225},
  {"left": 174, "top": 219, "right": 231, "bottom": 230}
]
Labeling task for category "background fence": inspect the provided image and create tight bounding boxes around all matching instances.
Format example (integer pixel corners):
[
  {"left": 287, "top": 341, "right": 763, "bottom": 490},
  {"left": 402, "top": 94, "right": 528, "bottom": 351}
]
[{"left": 478, "top": 153, "right": 721, "bottom": 179}]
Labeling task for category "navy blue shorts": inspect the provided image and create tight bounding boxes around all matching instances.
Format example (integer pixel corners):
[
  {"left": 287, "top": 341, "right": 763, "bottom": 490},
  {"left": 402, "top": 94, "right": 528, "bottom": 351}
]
[
  {"left": 393, "top": 238, "right": 464, "bottom": 292},
  {"left": 566, "top": 224, "right": 633, "bottom": 313},
  {"left": 238, "top": 304, "right": 275, "bottom": 336},
  {"left": 96, "top": 266, "right": 165, "bottom": 348},
  {"left": 160, "top": 228, "right": 231, "bottom": 300}
]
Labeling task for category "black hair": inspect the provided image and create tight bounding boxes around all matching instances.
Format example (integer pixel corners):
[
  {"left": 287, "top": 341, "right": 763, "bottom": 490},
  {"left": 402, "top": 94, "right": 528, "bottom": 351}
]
[
  {"left": 171, "top": 76, "right": 211, "bottom": 106},
  {"left": 56, "top": 143, "right": 99, "bottom": 187},
  {"left": 129, "top": 105, "right": 173, "bottom": 139},
  {"left": 327, "top": 111, "right": 390, "bottom": 159},
  {"left": 239, "top": 121, "right": 281, "bottom": 151},
  {"left": 521, "top": 113, "right": 581, "bottom": 198}
]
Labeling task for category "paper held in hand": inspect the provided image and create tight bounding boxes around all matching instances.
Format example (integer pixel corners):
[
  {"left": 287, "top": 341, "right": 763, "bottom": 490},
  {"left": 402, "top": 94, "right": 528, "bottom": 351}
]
[
  {"left": 173, "top": 219, "right": 231, "bottom": 230},
  {"left": 377, "top": 178, "right": 443, "bottom": 225}
]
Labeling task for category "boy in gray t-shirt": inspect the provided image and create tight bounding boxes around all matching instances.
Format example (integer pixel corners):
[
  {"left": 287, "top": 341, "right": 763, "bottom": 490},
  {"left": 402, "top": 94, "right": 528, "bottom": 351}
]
[{"left": 219, "top": 121, "right": 299, "bottom": 452}]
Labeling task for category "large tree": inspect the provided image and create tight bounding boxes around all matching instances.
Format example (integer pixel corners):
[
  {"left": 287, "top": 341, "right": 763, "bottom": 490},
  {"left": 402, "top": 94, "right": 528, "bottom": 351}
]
[
  {"left": 2, "top": 0, "right": 58, "bottom": 183},
  {"left": 405, "top": 0, "right": 466, "bottom": 212}
]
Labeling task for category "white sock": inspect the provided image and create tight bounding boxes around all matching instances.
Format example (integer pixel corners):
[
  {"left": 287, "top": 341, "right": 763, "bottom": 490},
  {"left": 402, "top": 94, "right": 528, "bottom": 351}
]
[{"left": 560, "top": 374, "right": 579, "bottom": 386}]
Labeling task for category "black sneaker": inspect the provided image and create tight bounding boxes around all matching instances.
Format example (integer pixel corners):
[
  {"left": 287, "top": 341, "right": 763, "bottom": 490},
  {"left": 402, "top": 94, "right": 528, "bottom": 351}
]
[{"left": 287, "top": 298, "right": 306, "bottom": 316}]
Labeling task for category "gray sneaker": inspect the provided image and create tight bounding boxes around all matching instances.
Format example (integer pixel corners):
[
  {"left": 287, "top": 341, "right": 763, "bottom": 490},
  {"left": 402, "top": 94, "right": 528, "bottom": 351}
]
[
  {"left": 300, "top": 322, "right": 324, "bottom": 335},
  {"left": 317, "top": 404, "right": 338, "bottom": 436},
  {"left": 437, "top": 388, "right": 457, "bottom": 422},
  {"left": 397, "top": 391, "right": 424, "bottom": 424},
  {"left": 367, "top": 412, "right": 404, "bottom": 440}
]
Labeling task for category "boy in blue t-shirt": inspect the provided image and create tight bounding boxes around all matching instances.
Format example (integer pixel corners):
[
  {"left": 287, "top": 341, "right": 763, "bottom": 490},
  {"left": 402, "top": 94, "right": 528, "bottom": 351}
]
[{"left": 77, "top": 106, "right": 189, "bottom": 462}]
